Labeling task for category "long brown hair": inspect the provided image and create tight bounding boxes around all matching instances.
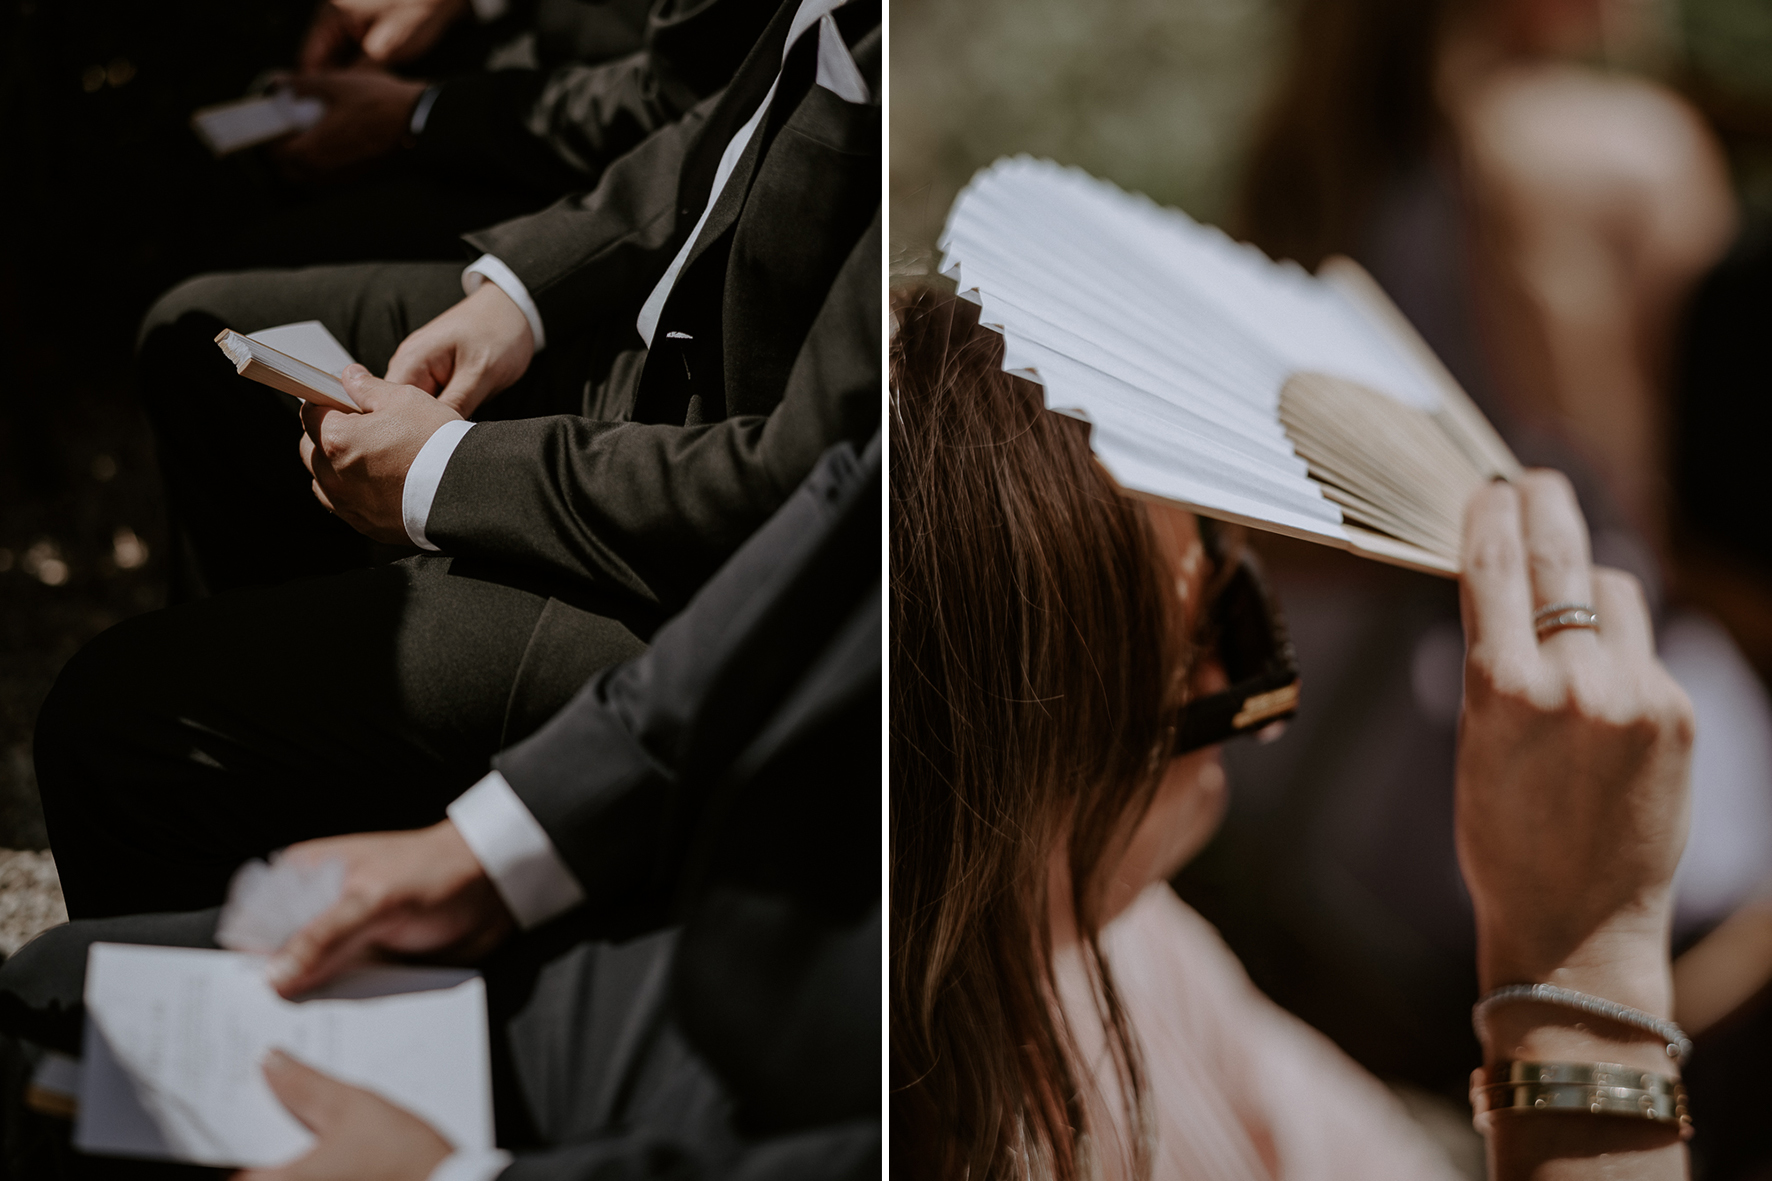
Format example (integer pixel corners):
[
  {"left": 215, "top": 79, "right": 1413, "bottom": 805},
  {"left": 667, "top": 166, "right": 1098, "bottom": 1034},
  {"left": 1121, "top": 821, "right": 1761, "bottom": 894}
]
[
  {"left": 890, "top": 288, "right": 1188, "bottom": 1180},
  {"left": 1235, "top": 0, "right": 1463, "bottom": 269}
]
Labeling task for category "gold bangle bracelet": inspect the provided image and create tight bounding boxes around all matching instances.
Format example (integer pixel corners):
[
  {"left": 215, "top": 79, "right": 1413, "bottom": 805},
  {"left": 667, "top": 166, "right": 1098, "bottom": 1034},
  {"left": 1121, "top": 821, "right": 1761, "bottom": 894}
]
[
  {"left": 1469, "top": 1062, "right": 1692, "bottom": 1140},
  {"left": 1489, "top": 1061, "right": 1682, "bottom": 1091}
]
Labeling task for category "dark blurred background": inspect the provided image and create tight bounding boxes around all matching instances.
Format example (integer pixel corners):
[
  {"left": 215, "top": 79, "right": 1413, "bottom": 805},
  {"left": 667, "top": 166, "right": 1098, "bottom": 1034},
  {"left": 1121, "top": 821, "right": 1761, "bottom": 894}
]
[
  {"left": 0, "top": 2, "right": 313, "bottom": 859},
  {"left": 0, "top": 0, "right": 532, "bottom": 861}
]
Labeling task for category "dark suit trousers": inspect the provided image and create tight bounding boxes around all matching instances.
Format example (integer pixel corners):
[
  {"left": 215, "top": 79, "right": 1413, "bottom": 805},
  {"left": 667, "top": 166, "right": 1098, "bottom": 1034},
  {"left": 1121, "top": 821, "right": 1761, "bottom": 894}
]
[
  {"left": 0, "top": 912, "right": 744, "bottom": 1181},
  {"left": 33, "top": 552, "right": 648, "bottom": 920}
]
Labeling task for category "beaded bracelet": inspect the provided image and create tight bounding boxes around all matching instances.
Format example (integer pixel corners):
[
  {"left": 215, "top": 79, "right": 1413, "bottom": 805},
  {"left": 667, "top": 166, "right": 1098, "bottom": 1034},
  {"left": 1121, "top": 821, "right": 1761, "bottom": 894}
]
[{"left": 1472, "top": 983, "right": 1693, "bottom": 1064}]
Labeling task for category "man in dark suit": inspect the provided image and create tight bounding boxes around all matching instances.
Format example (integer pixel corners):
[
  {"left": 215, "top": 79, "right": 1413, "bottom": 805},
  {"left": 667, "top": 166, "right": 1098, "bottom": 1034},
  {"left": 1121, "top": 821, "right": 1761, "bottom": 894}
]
[
  {"left": 222, "top": 0, "right": 782, "bottom": 270},
  {"left": 39, "top": 0, "right": 879, "bottom": 920},
  {"left": 2, "top": 439, "right": 880, "bottom": 1181}
]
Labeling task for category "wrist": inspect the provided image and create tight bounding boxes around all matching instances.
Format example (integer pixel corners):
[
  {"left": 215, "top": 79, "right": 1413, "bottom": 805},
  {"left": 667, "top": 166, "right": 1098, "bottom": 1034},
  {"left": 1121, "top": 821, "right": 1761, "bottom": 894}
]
[
  {"left": 460, "top": 254, "right": 545, "bottom": 353},
  {"left": 1479, "top": 952, "right": 1672, "bottom": 1023},
  {"left": 470, "top": 276, "right": 523, "bottom": 317},
  {"left": 1477, "top": 923, "right": 1679, "bottom": 1076},
  {"left": 429, "top": 820, "right": 491, "bottom": 893},
  {"left": 469, "top": 281, "right": 535, "bottom": 356},
  {"left": 1478, "top": 1000, "right": 1682, "bottom": 1077},
  {"left": 1477, "top": 909, "right": 1673, "bottom": 1018}
]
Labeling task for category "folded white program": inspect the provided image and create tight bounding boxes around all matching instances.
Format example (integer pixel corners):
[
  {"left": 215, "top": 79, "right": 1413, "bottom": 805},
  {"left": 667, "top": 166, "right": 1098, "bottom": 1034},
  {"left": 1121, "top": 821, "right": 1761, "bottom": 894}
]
[
  {"left": 214, "top": 320, "right": 361, "bottom": 412},
  {"left": 190, "top": 90, "right": 325, "bottom": 156},
  {"left": 77, "top": 944, "right": 493, "bottom": 1168}
]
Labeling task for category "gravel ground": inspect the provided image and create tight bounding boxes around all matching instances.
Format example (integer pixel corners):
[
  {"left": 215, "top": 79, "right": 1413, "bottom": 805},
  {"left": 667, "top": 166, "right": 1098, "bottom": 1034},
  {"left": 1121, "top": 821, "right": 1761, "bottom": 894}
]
[{"left": 0, "top": 850, "right": 67, "bottom": 958}]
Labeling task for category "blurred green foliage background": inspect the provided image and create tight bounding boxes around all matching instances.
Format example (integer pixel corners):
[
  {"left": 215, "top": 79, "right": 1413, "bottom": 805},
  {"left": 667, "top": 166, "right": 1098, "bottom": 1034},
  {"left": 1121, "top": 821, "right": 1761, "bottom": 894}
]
[{"left": 890, "top": 0, "right": 1772, "bottom": 277}]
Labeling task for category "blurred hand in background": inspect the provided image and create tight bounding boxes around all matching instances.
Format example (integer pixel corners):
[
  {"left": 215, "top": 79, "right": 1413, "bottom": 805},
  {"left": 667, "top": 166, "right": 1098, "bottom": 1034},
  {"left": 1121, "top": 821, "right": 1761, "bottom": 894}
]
[
  {"left": 274, "top": 67, "right": 430, "bottom": 182},
  {"left": 301, "top": 0, "right": 470, "bottom": 72}
]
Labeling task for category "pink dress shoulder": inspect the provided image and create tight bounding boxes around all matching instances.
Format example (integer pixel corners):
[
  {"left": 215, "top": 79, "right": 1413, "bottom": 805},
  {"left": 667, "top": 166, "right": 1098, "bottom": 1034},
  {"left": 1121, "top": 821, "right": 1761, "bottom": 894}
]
[{"left": 1059, "top": 884, "right": 1466, "bottom": 1181}]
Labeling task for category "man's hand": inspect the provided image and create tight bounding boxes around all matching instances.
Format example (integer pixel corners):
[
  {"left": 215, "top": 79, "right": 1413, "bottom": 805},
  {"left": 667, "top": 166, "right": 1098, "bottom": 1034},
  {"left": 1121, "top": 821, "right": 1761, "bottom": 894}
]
[
  {"left": 299, "top": 366, "right": 462, "bottom": 544},
  {"left": 266, "top": 821, "right": 513, "bottom": 999},
  {"left": 274, "top": 69, "right": 430, "bottom": 182},
  {"left": 301, "top": 0, "right": 471, "bottom": 72},
  {"left": 386, "top": 283, "right": 535, "bottom": 417},
  {"left": 236, "top": 1050, "right": 453, "bottom": 1181}
]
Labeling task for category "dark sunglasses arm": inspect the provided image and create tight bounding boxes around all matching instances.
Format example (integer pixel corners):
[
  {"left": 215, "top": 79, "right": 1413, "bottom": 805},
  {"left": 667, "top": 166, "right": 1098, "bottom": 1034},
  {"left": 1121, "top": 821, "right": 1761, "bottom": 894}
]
[{"left": 1168, "top": 546, "right": 1300, "bottom": 756}]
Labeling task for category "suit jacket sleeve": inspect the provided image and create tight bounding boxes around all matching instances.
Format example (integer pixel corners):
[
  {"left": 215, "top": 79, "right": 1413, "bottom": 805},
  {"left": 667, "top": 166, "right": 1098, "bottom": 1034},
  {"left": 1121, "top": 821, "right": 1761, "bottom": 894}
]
[
  {"left": 455, "top": 0, "right": 800, "bottom": 334},
  {"left": 413, "top": 59, "right": 676, "bottom": 197},
  {"left": 413, "top": 0, "right": 780, "bottom": 196},
  {"left": 425, "top": 210, "right": 880, "bottom": 613},
  {"left": 488, "top": 433, "right": 878, "bottom": 935}
]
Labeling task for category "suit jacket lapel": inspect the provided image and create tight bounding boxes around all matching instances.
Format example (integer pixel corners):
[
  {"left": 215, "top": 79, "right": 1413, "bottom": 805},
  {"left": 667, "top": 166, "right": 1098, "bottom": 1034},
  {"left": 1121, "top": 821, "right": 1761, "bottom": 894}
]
[
  {"left": 671, "top": 13, "right": 821, "bottom": 289},
  {"left": 670, "top": 0, "right": 800, "bottom": 237}
]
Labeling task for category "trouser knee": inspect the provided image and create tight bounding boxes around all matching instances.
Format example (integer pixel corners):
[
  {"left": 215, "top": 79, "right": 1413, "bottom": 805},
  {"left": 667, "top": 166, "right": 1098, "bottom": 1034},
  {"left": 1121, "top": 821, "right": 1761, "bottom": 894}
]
[
  {"left": 30, "top": 620, "right": 144, "bottom": 873},
  {"left": 135, "top": 272, "right": 239, "bottom": 356}
]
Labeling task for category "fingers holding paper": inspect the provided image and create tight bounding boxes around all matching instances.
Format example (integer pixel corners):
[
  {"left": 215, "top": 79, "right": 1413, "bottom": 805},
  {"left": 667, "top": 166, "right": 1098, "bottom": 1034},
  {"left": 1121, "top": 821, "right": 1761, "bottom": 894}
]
[
  {"left": 235, "top": 1050, "right": 453, "bottom": 1181},
  {"left": 264, "top": 822, "right": 513, "bottom": 1000},
  {"left": 1516, "top": 470, "right": 1598, "bottom": 651},
  {"left": 298, "top": 366, "right": 461, "bottom": 544},
  {"left": 1454, "top": 471, "right": 1694, "bottom": 1017},
  {"left": 1457, "top": 478, "right": 1537, "bottom": 673}
]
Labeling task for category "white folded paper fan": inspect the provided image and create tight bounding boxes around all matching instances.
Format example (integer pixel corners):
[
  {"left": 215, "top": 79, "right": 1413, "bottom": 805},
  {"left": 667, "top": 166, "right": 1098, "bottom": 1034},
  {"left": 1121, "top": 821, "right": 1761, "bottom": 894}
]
[{"left": 937, "top": 156, "right": 1522, "bottom": 576}]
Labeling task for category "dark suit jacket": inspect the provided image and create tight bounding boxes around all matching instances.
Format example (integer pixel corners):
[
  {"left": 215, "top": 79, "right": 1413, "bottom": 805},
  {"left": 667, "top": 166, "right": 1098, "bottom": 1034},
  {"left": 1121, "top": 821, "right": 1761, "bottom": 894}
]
[
  {"left": 415, "top": 0, "right": 781, "bottom": 196},
  {"left": 0, "top": 442, "right": 880, "bottom": 1179},
  {"left": 493, "top": 436, "right": 880, "bottom": 1166},
  {"left": 427, "top": 0, "right": 880, "bottom": 620}
]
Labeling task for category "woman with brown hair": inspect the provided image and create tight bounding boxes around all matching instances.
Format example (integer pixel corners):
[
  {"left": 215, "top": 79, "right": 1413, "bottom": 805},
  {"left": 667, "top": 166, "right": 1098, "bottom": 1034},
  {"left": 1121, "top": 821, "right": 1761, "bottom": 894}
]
[{"left": 890, "top": 287, "right": 1698, "bottom": 1180}]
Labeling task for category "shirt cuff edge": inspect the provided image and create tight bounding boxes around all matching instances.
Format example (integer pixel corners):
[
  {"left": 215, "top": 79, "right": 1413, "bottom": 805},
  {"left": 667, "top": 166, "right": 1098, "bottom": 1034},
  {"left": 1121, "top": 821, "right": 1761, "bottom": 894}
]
[
  {"left": 402, "top": 419, "right": 477, "bottom": 551},
  {"left": 462, "top": 254, "right": 546, "bottom": 353}
]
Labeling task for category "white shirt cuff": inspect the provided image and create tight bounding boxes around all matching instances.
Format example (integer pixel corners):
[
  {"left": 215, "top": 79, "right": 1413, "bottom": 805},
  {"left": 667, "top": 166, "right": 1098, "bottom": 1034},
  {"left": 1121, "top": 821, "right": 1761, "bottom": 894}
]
[
  {"left": 409, "top": 85, "right": 442, "bottom": 136},
  {"left": 448, "top": 772, "right": 586, "bottom": 929},
  {"left": 462, "top": 254, "right": 546, "bottom": 352},
  {"left": 466, "top": 0, "right": 508, "bottom": 22},
  {"left": 402, "top": 419, "right": 476, "bottom": 551},
  {"left": 428, "top": 1148, "right": 512, "bottom": 1181}
]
